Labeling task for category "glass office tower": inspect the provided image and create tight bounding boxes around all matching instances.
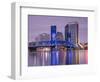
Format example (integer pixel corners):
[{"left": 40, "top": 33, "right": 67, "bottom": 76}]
[
  {"left": 65, "top": 22, "right": 78, "bottom": 47},
  {"left": 51, "top": 25, "right": 57, "bottom": 46}
]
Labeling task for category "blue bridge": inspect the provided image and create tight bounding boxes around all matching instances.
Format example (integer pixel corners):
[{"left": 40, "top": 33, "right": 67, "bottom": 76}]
[{"left": 28, "top": 40, "right": 77, "bottom": 48}]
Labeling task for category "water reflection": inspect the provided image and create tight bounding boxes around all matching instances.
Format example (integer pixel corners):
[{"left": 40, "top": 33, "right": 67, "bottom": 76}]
[{"left": 28, "top": 48, "right": 88, "bottom": 66}]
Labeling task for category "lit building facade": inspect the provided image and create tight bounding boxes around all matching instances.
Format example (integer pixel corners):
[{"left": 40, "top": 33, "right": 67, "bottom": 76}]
[{"left": 65, "top": 22, "right": 79, "bottom": 47}]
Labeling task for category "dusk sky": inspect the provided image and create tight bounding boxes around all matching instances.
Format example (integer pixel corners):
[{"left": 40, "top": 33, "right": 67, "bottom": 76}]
[{"left": 28, "top": 15, "right": 88, "bottom": 43}]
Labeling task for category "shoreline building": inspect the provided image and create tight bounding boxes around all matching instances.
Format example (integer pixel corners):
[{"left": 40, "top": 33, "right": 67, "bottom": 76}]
[{"left": 65, "top": 22, "right": 79, "bottom": 47}]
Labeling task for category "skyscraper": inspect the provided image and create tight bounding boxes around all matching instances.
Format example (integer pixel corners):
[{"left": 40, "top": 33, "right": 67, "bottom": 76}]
[
  {"left": 56, "top": 32, "right": 64, "bottom": 41},
  {"left": 51, "top": 25, "right": 56, "bottom": 46},
  {"left": 65, "top": 22, "right": 79, "bottom": 47},
  {"left": 56, "top": 32, "right": 64, "bottom": 45}
]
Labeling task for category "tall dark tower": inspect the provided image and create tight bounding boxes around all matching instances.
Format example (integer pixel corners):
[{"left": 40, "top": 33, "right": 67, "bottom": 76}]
[
  {"left": 51, "top": 25, "right": 56, "bottom": 45},
  {"left": 65, "top": 22, "right": 79, "bottom": 47}
]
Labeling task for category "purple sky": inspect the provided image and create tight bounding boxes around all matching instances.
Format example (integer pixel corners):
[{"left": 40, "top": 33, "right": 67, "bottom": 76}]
[{"left": 28, "top": 15, "right": 88, "bottom": 43}]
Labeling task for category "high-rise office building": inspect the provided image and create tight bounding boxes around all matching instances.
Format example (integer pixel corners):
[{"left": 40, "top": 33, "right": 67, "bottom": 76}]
[
  {"left": 65, "top": 22, "right": 79, "bottom": 47},
  {"left": 56, "top": 32, "right": 64, "bottom": 41},
  {"left": 51, "top": 25, "right": 56, "bottom": 45},
  {"left": 56, "top": 32, "right": 64, "bottom": 45}
]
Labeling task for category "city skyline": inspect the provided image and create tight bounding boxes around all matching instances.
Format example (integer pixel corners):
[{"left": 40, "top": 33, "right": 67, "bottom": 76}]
[
  {"left": 28, "top": 15, "right": 88, "bottom": 66},
  {"left": 28, "top": 25, "right": 88, "bottom": 66},
  {"left": 28, "top": 15, "right": 88, "bottom": 43}
]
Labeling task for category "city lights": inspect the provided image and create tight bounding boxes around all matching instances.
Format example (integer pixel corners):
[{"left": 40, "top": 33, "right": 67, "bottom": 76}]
[{"left": 28, "top": 22, "right": 88, "bottom": 66}]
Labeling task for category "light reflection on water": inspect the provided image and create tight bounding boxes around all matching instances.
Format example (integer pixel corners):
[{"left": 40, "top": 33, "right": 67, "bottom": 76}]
[{"left": 28, "top": 49, "right": 88, "bottom": 66}]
